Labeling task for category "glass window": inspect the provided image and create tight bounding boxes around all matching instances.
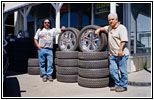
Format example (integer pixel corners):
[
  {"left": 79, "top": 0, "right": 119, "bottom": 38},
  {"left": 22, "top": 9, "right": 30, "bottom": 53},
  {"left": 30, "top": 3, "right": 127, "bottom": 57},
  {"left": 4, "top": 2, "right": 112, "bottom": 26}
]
[
  {"left": 94, "top": 3, "right": 110, "bottom": 26},
  {"left": 5, "top": 13, "right": 14, "bottom": 37},
  {"left": 94, "top": 3, "right": 123, "bottom": 27},
  {"left": 131, "top": 3, "right": 151, "bottom": 54},
  {"left": 60, "top": 4, "right": 68, "bottom": 27},
  {"left": 70, "top": 3, "right": 91, "bottom": 30}
]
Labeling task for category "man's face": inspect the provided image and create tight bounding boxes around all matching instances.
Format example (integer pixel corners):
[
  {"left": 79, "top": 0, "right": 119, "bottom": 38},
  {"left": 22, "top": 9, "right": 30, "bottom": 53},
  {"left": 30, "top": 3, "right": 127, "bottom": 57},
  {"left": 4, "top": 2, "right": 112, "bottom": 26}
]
[
  {"left": 43, "top": 19, "right": 50, "bottom": 29},
  {"left": 108, "top": 16, "right": 118, "bottom": 28}
]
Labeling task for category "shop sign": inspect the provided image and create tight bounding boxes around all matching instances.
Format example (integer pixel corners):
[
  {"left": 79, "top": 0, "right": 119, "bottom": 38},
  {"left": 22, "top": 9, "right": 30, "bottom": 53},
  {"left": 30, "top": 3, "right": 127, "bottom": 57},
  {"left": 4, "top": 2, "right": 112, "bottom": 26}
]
[{"left": 95, "top": 3, "right": 110, "bottom": 14}]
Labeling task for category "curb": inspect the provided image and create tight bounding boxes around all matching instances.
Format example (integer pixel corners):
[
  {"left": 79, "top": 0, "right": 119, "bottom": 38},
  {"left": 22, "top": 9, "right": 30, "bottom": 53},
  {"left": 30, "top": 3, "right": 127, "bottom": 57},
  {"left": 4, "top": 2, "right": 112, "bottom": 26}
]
[{"left": 128, "top": 81, "right": 151, "bottom": 87}]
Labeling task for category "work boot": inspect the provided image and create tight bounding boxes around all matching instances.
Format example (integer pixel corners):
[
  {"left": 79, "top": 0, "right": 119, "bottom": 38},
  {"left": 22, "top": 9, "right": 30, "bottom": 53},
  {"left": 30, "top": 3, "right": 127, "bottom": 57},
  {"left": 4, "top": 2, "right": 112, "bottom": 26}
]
[
  {"left": 116, "top": 88, "right": 127, "bottom": 92},
  {"left": 42, "top": 78, "right": 47, "bottom": 82},
  {"left": 48, "top": 77, "right": 54, "bottom": 82},
  {"left": 110, "top": 87, "right": 117, "bottom": 91}
]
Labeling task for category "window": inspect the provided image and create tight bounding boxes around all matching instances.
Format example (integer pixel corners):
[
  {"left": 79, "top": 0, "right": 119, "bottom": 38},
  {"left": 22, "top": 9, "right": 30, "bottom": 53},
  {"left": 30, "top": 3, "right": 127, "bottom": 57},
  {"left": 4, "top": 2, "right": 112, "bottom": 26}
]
[
  {"left": 94, "top": 3, "right": 110, "bottom": 26},
  {"left": 131, "top": 3, "right": 151, "bottom": 54},
  {"left": 70, "top": 3, "right": 91, "bottom": 30},
  {"left": 60, "top": 4, "right": 68, "bottom": 27}
]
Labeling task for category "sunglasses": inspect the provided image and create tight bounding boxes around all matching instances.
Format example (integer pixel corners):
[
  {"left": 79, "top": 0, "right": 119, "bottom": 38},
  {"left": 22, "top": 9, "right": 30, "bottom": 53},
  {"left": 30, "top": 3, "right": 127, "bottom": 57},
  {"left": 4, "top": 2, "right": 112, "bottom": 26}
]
[{"left": 44, "top": 22, "right": 50, "bottom": 24}]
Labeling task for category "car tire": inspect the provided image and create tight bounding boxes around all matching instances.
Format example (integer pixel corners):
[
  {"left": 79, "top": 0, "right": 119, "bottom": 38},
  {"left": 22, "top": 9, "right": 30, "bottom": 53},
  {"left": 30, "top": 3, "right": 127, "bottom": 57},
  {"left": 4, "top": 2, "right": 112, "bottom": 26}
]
[
  {"left": 78, "top": 59, "right": 108, "bottom": 69},
  {"left": 56, "top": 73, "right": 78, "bottom": 83},
  {"left": 28, "top": 67, "right": 40, "bottom": 75},
  {"left": 28, "top": 58, "right": 39, "bottom": 67},
  {"left": 56, "top": 59, "right": 78, "bottom": 67},
  {"left": 78, "top": 25, "right": 107, "bottom": 52},
  {"left": 56, "top": 51, "right": 78, "bottom": 59},
  {"left": 58, "top": 28, "right": 79, "bottom": 51},
  {"left": 78, "top": 76, "right": 109, "bottom": 88},
  {"left": 28, "top": 58, "right": 40, "bottom": 75},
  {"left": 78, "top": 68, "right": 109, "bottom": 78},
  {"left": 78, "top": 52, "right": 108, "bottom": 60},
  {"left": 56, "top": 65, "right": 78, "bottom": 75}
]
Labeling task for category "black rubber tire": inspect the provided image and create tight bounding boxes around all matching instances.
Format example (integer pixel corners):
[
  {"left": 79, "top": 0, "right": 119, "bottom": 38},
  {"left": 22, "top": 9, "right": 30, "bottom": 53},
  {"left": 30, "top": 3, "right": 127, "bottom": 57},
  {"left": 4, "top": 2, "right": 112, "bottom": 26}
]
[
  {"left": 55, "top": 51, "right": 78, "bottom": 59},
  {"left": 54, "top": 58, "right": 58, "bottom": 65},
  {"left": 28, "top": 58, "right": 39, "bottom": 67},
  {"left": 78, "top": 52, "right": 108, "bottom": 60},
  {"left": 56, "top": 65, "right": 78, "bottom": 75},
  {"left": 28, "top": 67, "right": 40, "bottom": 75},
  {"left": 58, "top": 28, "right": 79, "bottom": 51},
  {"left": 78, "top": 76, "right": 109, "bottom": 88},
  {"left": 56, "top": 58, "right": 78, "bottom": 67},
  {"left": 78, "top": 68, "right": 109, "bottom": 78},
  {"left": 78, "top": 59, "right": 109, "bottom": 69},
  {"left": 56, "top": 73, "right": 78, "bottom": 83},
  {"left": 78, "top": 25, "right": 107, "bottom": 52}
]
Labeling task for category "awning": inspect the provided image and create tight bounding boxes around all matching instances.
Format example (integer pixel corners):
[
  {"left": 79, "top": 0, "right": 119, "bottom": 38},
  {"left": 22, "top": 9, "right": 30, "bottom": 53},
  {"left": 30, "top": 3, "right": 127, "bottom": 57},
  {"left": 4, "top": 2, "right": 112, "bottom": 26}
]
[{"left": 4, "top": 3, "right": 40, "bottom": 15}]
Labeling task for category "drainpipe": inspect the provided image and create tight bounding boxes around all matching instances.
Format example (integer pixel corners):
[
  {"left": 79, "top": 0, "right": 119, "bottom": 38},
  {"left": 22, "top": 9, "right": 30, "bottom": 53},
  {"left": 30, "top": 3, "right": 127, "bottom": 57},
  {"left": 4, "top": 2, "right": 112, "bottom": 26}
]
[
  {"left": 110, "top": 3, "right": 116, "bottom": 13},
  {"left": 19, "top": 6, "right": 32, "bottom": 38},
  {"left": 91, "top": 3, "right": 94, "bottom": 25},
  {"left": 68, "top": 4, "right": 70, "bottom": 27},
  {"left": 51, "top": 3, "right": 63, "bottom": 44}
]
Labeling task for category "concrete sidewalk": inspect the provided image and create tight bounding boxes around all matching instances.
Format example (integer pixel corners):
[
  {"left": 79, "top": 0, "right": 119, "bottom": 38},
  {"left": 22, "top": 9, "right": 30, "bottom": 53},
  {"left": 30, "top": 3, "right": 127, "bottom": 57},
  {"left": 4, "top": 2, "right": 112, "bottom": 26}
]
[{"left": 3, "top": 68, "right": 152, "bottom": 98}]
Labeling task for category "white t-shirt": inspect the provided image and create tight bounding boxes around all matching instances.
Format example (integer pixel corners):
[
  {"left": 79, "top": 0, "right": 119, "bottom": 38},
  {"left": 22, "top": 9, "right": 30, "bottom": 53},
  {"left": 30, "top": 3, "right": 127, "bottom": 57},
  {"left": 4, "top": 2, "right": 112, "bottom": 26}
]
[
  {"left": 34, "top": 28, "right": 61, "bottom": 48},
  {"left": 104, "top": 23, "right": 129, "bottom": 56}
]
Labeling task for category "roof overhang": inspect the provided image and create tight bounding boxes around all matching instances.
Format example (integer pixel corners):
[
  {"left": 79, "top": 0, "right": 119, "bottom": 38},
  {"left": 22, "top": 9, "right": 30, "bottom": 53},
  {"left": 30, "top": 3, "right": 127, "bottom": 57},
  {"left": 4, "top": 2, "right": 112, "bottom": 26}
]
[{"left": 3, "top": 3, "right": 40, "bottom": 15}]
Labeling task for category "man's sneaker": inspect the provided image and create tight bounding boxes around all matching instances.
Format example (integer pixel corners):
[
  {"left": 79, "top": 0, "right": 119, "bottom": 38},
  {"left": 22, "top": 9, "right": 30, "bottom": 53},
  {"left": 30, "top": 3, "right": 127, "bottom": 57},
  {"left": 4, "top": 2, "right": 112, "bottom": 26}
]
[
  {"left": 42, "top": 78, "right": 47, "bottom": 82},
  {"left": 115, "top": 88, "right": 127, "bottom": 92},
  {"left": 110, "top": 87, "right": 117, "bottom": 91},
  {"left": 48, "top": 77, "right": 54, "bottom": 82}
]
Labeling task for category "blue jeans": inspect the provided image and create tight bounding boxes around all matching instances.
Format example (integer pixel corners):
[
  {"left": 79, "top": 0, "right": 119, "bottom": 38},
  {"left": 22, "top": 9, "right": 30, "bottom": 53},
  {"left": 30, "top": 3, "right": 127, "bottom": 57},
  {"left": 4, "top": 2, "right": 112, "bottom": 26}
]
[
  {"left": 110, "top": 55, "right": 129, "bottom": 89},
  {"left": 38, "top": 48, "right": 53, "bottom": 78}
]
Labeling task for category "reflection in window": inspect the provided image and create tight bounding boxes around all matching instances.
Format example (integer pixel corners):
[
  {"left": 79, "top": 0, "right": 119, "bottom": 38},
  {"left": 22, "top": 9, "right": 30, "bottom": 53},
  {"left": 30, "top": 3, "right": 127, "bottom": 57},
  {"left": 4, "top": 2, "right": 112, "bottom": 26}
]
[{"left": 131, "top": 3, "right": 151, "bottom": 54}]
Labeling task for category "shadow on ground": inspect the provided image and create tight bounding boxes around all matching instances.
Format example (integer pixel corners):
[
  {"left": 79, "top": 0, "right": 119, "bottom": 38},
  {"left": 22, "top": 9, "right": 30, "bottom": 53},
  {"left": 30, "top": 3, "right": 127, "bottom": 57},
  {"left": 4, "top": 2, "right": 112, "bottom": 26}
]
[{"left": 3, "top": 77, "right": 21, "bottom": 97}]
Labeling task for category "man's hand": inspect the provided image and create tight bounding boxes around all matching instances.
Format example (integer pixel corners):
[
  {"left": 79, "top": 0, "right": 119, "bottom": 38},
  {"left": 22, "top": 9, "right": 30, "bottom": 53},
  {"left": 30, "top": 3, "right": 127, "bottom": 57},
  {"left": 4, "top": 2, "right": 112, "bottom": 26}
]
[
  {"left": 61, "top": 26, "right": 66, "bottom": 31},
  {"left": 118, "top": 49, "right": 123, "bottom": 57},
  {"left": 38, "top": 46, "right": 41, "bottom": 50},
  {"left": 118, "top": 42, "right": 126, "bottom": 57},
  {"left": 95, "top": 29, "right": 100, "bottom": 35}
]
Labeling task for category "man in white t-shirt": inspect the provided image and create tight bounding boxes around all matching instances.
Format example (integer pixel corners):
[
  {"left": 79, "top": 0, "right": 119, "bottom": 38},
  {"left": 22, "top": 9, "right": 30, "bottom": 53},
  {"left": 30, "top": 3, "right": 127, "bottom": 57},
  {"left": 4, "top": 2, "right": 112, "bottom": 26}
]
[
  {"left": 34, "top": 18, "right": 65, "bottom": 82},
  {"left": 95, "top": 13, "right": 129, "bottom": 92}
]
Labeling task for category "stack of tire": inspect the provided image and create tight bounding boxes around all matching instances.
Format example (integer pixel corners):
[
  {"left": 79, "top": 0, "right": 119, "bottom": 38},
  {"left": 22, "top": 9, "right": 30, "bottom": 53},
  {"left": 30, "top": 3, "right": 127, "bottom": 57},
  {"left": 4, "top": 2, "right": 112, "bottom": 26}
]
[
  {"left": 28, "top": 58, "right": 40, "bottom": 75},
  {"left": 77, "top": 25, "right": 110, "bottom": 88},
  {"left": 55, "top": 28, "right": 80, "bottom": 83}
]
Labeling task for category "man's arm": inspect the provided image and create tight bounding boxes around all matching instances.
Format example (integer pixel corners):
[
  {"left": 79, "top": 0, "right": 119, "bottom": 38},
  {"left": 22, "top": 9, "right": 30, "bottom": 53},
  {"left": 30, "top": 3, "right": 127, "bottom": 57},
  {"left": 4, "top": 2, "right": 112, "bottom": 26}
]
[
  {"left": 118, "top": 41, "right": 126, "bottom": 57},
  {"left": 95, "top": 27, "right": 105, "bottom": 35},
  {"left": 34, "top": 38, "right": 41, "bottom": 50}
]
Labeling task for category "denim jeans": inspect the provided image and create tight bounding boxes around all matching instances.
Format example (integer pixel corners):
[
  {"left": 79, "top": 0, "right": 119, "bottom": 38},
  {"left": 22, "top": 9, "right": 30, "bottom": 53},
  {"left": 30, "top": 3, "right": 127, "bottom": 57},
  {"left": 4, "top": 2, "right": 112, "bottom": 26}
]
[
  {"left": 109, "top": 55, "right": 129, "bottom": 89},
  {"left": 38, "top": 48, "right": 53, "bottom": 78}
]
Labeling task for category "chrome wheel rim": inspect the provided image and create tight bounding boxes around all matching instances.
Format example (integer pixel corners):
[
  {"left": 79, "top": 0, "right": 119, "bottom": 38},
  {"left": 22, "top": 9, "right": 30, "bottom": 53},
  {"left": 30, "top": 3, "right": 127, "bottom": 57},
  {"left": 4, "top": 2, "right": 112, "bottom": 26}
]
[
  {"left": 80, "top": 29, "right": 101, "bottom": 52},
  {"left": 59, "top": 31, "right": 77, "bottom": 51}
]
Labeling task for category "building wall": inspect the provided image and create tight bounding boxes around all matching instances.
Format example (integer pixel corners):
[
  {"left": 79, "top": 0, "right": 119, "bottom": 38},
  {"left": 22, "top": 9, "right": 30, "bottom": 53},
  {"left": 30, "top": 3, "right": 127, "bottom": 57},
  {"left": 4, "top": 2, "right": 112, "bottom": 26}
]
[
  {"left": 130, "top": 55, "right": 151, "bottom": 72},
  {"left": 4, "top": 3, "right": 151, "bottom": 72}
]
